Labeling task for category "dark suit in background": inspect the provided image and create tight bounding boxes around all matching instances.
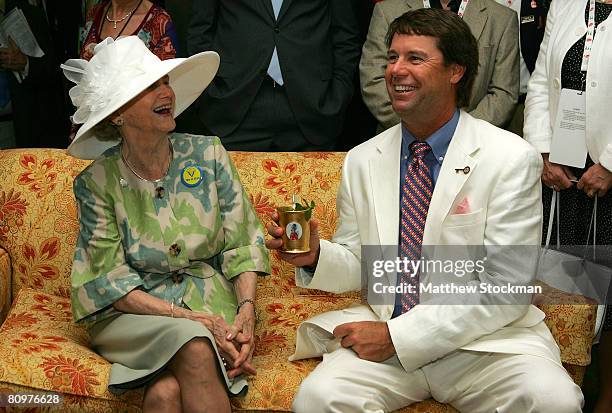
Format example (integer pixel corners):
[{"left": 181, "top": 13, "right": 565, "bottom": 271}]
[
  {"left": 499, "top": 0, "right": 547, "bottom": 136},
  {"left": 519, "top": 0, "right": 547, "bottom": 74},
  {"left": 186, "top": 0, "right": 361, "bottom": 151},
  {"left": 4, "top": 0, "right": 70, "bottom": 148},
  {"left": 336, "top": 0, "right": 377, "bottom": 151}
]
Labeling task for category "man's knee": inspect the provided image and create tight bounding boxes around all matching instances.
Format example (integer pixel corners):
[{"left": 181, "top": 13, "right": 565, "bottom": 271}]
[
  {"left": 514, "top": 374, "right": 583, "bottom": 413},
  {"left": 293, "top": 372, "right": 383, "bottom": 413},
  {"left": 293, "top": 373, "right": 346, "bottom": 413}
]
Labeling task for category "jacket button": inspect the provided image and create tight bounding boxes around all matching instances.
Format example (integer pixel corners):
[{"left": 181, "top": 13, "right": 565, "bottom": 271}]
[
  {"left": 600, "top": 26, "right": 606, "bottom": 32},
  {"left": 591, "top": 81, "right": 598, "bottom": 88},
  {"left": 169, "top": 243, "right": 181, "bottom": 256},
  {"left": 553, "top": 78, "right": 560, "bottom": 89},
  {"left": 274, "top": 26, "right": 280, "bottom": 33}
]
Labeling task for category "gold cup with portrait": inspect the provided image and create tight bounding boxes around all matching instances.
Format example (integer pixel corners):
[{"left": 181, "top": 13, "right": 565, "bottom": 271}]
[{"left": 276, "top": 198, "right": 314, "bottom": 253}]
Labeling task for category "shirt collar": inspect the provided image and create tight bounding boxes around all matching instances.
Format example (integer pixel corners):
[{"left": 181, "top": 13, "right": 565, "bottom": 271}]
[{"left": 401, "top": 109, "right": 460, "bottom": 164}]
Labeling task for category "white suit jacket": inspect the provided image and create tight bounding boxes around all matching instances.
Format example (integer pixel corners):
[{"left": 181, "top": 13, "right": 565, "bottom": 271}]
[
  {"left": 294, "top": 111, "right": 562, "bottom": 372},
  {"left": 524, "top": 0, "right": 612, "bottom": 172}
]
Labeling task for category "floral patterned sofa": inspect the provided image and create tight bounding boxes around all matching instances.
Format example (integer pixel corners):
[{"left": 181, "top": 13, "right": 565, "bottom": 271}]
[{"left": 0, "top": 148, "right": 597, "bottom": 412}]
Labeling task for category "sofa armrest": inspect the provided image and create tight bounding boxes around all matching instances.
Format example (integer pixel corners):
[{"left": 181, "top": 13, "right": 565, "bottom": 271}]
[{"left": 0, "top": 246, "right": 11, "bottom": 324}]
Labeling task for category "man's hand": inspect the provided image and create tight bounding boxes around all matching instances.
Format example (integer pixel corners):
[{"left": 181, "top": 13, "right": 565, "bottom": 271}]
[
  {"left": 541, "top": 153, "right": 576, "bottom": 191},
  {"left": 333, "top": 321, "right": 396, "bottom": 362},
  {"left": 0, "top": 37, "right": 27, "bottom": 71},
  {"left": 265, "top": 210, "right": 321, "bottom": 269},
  {"left": 577, "top": 163, "right": 612, "bottom": 198}
]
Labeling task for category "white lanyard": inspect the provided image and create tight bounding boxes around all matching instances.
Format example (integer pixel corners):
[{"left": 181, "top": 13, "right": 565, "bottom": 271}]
[
  {"left": 423, "top": 0, "right": 470, "bottom": 18},
  {"left": 582, "top": 0, "right": 596, "bottom": 72}
]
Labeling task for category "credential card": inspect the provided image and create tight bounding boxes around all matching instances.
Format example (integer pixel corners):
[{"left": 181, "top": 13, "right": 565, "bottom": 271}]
[{"left": 549, "top": 88, "right": 587, "bottom": 168}]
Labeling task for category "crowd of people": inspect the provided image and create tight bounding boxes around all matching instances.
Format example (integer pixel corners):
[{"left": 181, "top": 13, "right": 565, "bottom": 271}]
[{"left": 1, "top": 0, "right": 611, "bottom": 412}]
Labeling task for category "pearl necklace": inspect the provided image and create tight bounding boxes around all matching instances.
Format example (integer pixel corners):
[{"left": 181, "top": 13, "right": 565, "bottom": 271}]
[{"left": 121, "top": 138, "right": 173, "bottom": 183}]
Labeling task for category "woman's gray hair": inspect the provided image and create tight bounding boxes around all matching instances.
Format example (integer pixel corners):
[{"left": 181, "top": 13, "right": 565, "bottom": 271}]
[{"left": 91, "top": 119, "right": 122, "bottom": 142}]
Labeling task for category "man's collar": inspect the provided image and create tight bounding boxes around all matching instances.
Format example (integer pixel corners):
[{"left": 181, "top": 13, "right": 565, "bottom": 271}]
[{"left": 401, "top": 109, "right": 460, "bottom": 162}]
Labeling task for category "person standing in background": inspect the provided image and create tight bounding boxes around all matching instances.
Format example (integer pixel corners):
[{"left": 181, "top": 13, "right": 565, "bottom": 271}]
[
  {"left": 496, "top": 0, "right": 548, "bottom": 135},
  {"left": 524, "top": 1, "right": 612, "bottom": 412},
  {"left": 336, "top": 0, "right": 378, "bottom": 151},
  {"left": 186, "top": 0, "right": 361, "bottom": 152},
  {"left": 80, "top": 0, "right": 177, "bottom": 60},
  {"left": 360, "top": 0, "right": 520, "bottom": 132},
  {"left": 0, "top": 0, "right": 70, "bottom": 148}
]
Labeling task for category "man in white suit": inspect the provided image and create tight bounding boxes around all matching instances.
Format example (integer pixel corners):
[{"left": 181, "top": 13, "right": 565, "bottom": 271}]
[{"left": 267, "top": 8, "right": 582, "bottom": 413}]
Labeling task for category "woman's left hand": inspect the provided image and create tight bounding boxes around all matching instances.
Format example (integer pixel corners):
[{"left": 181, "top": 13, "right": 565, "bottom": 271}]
[
  {"left": 577, "top": 164, "right": 612, "bottom": 197},
  {"left": 225, "top": 303, "right": 257, "bottom": 378}
]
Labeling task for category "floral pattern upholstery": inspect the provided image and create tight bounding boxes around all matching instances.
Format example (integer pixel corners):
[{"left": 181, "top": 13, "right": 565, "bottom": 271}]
[
  {"left": 0, "top": 247, "right": 10, "bottom": 323},
  {"left": 0, "top": 148, "right": 596, "bottom": 412}
]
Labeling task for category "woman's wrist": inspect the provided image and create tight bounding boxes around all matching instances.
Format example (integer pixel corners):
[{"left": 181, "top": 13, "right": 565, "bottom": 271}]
[{"left": 237, "top": 298, "right": 255, "bottom": 314}]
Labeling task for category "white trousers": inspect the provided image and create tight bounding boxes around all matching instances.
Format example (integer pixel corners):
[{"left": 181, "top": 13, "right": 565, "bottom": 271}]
[{"left": 292, "top": 347, "right": 583, "bottom": 413}]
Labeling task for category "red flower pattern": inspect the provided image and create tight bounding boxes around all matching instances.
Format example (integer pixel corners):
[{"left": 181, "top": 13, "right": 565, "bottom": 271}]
[
  {"left": 17, "top": 155, "right": 58, "bottom": 198},
  {"left": 32, "top": 293, "right": 72, "bottom": 321},
  {"left": 40, "top": 355, "right": 101, "bottom": 396},
  {"left": 254, "top": 330, "right": 288, "bottom": 356},
  {"left": 0, "top": 189, "right": 28, "bottom": 242},
  {"left": 249, "top": 192, "right": 276, "bottom": 217},
  {"left": 266, "top": 303, "right": 309, "bottom": 327},
  {"left": 18, "top": 238, "right": 61, "bottom": 289},
  {"left": 11, "top": 332, "right": 67, "bottom": 354},
  {"left": 262, "top": 160, "right": 301, "bottom": 201},
  {"left": 1, "top": 311, "right": 39, "bottom": 331}
]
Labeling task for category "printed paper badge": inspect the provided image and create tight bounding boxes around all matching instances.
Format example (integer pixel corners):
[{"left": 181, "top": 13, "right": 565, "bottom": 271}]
[{"left": 181, "top": 164, "right": 204, "bottom": 187}]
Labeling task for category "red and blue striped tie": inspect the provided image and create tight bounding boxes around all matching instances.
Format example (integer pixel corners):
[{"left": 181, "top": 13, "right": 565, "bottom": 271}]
[{"left": 399, "top": 141, "right": 433, "bottom": 313}]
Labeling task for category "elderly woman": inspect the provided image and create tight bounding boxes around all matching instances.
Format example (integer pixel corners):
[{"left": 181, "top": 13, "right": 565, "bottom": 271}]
[
  {"left": 524, "top": 0, "right": 612, "bottom": 411},
  {"left": 64, "top": 36, "right": 270, "bottom": 412}
]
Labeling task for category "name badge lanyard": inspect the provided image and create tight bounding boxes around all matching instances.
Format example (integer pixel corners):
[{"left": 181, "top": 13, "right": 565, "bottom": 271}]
[
  {"left": 582, "top": 0, "right": 596, "bottom": 76},
  {"left": 422, "top": 0, "right": 469, "bottom": 18}
]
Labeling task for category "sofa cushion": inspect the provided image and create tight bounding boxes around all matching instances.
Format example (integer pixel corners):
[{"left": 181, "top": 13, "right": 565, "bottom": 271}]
[
  {"left": 0, "top": 288, "right": 143, "bottom": 408},
  {"left": 0, "top": 247, "right": 10, "bottom": 323},
  {"left": 0, "top": 150, "right": 91, "bottom": 299}
]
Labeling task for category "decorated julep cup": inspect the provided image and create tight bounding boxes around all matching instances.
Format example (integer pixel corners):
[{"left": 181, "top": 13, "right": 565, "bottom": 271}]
[{"left": 276, "top": 206, "right": 311, "bottom": 253}]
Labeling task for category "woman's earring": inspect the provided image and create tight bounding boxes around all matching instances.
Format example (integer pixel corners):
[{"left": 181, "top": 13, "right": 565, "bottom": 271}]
[{"left": 113, "top": 116, "right": 124, "bottom": 127}]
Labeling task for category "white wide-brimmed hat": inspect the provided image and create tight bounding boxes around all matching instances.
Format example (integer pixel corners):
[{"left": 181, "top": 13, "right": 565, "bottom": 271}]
[{"left": 62, "top": 36, "right": 219, "bottom": 159}]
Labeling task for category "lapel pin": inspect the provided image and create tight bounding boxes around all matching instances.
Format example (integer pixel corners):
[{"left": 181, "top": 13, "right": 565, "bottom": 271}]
[
  {"left": 455, "top": 166, "right": 470, "bottom": 174},
  {"left": 119, "top": 178, "right": 127, "bottom": 187}
]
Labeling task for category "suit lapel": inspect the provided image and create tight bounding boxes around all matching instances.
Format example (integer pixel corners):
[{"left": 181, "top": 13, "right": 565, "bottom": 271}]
[
  {"left": 261, "top": 0, "right": 275, "bottom": 21},
  {"left": 277, "top": 0, "right": 293, "bottom": 21},
  {"left": 423, "top": 111, "right": 480, "bottom": 245},
  {"left": 462, "top": 0, "right": 487, "bottom": 41},
  {"left": 370, "top": 126, "right": 402, "bottom": 247}
]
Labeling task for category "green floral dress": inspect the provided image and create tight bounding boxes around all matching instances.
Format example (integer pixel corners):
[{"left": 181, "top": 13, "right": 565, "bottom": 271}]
[{"left": 70, "top": 133, "right": 270, "bottom": 393}]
